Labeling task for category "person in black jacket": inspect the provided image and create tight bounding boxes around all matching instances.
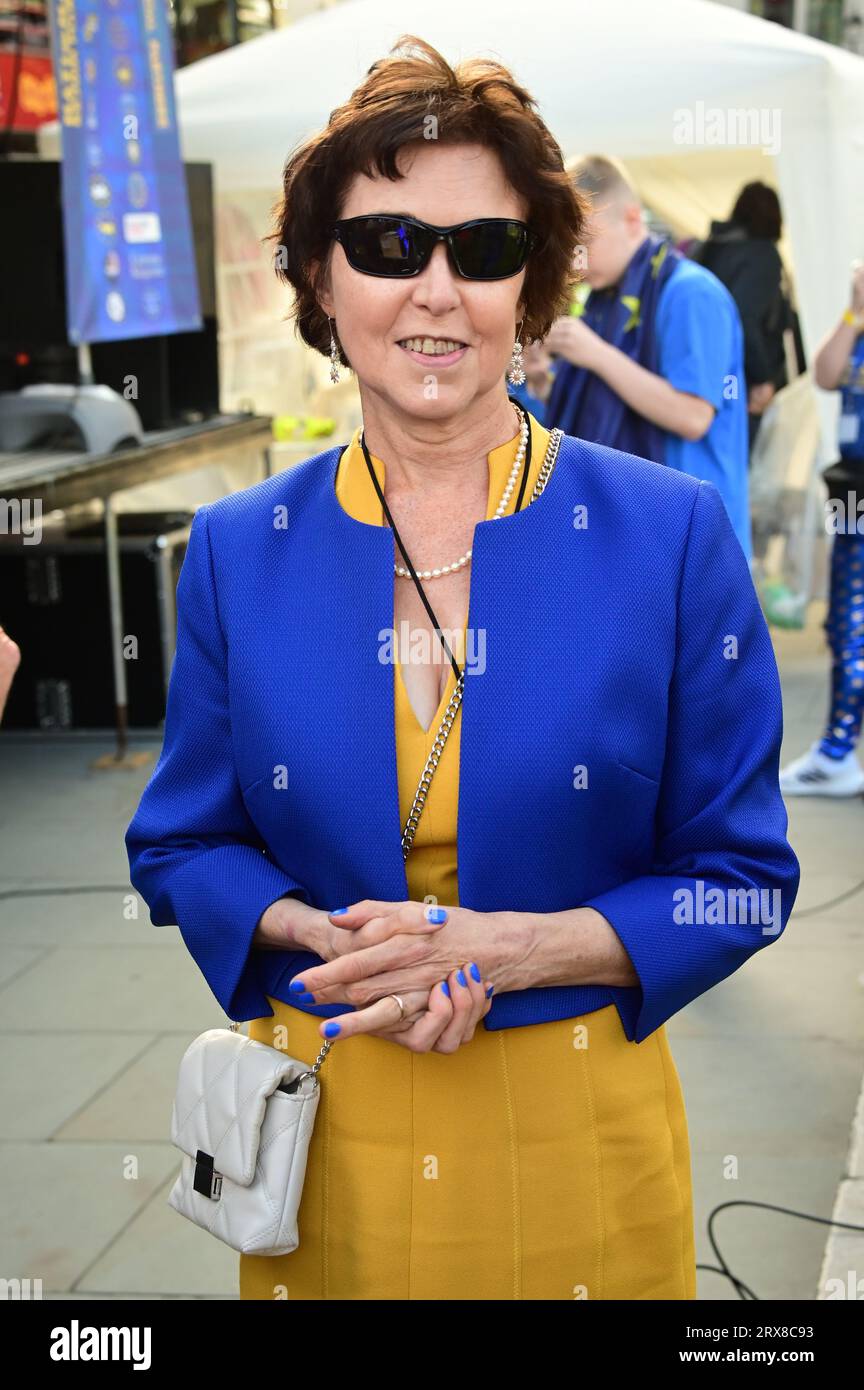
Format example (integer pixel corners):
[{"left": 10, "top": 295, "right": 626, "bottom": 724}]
[{"left": 694, "top": 183, "right": 793, "bottom": 457}]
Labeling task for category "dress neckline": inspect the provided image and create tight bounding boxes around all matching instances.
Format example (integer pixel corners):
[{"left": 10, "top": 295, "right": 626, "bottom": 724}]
[
  {"left": 326, "top": 404, "right": 559, "bottom": 541},
  {"left": 332, "top": 404, "right": 552, "bottom": 734}
]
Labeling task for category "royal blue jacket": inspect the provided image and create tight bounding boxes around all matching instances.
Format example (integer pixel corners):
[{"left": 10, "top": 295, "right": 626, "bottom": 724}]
[{"left": 124, "top": 430, "right": 800, "bottom": 1044}]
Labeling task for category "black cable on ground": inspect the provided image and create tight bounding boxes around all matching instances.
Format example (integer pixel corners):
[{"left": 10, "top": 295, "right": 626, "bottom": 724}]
[
  {"left": 697, "top": 1200, "right": 864, "bottom": 1299},
  {"left": 792, "top": 873, "right": 864, "bottom": 917}
]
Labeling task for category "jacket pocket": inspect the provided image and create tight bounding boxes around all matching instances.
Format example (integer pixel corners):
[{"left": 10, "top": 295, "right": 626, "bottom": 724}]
[
  {"left": 615, "top": 756, "right": 661, "bottom": 786},
  {"left": 241, "top": 770, "right": 272, "bottom": 800}
]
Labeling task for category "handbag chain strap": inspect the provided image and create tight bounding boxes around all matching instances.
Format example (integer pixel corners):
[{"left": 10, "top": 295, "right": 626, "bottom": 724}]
[
  {"left": 400, "top": 424, "right": 564, "bottom": 856},
  {"left": 233, "top": 424, "right": 565, "bottom": 1082}
]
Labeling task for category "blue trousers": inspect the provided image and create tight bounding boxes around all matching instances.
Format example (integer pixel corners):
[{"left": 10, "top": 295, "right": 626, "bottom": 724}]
[{"left": 819, "top": 531, "right": 864, "bottom": 758}]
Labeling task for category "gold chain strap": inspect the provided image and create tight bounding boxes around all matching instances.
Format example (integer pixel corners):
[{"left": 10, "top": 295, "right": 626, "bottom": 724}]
[
  {"left": 241, "top": 426, "right": 566, "bottom": 1073},
  {"left": 401, "top": 425, "right": 564, "bottom": 857}
]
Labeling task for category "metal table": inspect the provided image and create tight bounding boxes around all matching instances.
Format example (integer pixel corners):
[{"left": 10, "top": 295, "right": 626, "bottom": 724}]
[{"left": 0, "top": 412, "right": 272, "bottom": 765}]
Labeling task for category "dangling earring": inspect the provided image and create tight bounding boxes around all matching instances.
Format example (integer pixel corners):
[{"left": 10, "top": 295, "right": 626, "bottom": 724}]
[
  {"left": 507, "top": 318, "right": 526, "bottom": 386},
  {"left": 328, "top": 316, "right": 341, "bottom": 384}
]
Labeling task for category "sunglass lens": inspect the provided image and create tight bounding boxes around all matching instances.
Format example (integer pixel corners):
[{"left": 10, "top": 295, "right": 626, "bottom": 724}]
[
  {"left": 452, "top": 222, "right": 530, "bottom": 278},
  {"left": 341, "top": 218, "right": 426, "bottom": 275}
]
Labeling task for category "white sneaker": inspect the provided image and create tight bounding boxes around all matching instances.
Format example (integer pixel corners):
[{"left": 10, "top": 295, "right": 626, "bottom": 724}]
[{"left": 779, "top": 741, "right": 864, "bottom": 797}]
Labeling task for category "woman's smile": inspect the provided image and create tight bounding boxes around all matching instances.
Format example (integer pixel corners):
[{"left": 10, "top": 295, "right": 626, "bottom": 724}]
[{"left": 396, "top": 335, "right": 470, "bottom": 366}]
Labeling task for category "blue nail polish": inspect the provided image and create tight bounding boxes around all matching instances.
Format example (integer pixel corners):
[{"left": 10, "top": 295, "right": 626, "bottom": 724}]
[
  {"left": 485, "top": 985, "right": 494, "bottom": 998},
  {"left": 297, "top": 992, "right": 316, "bottom": 1004},
  {"left": 425, "top": 906, "right": 447, "bottom": 924},
  {"left": 324, "top": 1022, "right": 341, "bottom": 1037},
  {"left": 456, "top": 969, "right": 467, "bottom": 987},
  {"left": 289, "top": 978, "right": 306, "bottom": 993},
  {"left": 441, "top": 981, "right": 450, "bottom": 998},
  {"left": 330, "top": 907, "right": 348, "bottom": 915},
  {"left": 469, "top": 962, "right": 481, "bottom": 983}
]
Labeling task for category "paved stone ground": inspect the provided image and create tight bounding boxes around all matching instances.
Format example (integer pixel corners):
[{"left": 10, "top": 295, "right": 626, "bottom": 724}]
[{"left": 0, "top": 601, "right": 862, "bottom": 1300}]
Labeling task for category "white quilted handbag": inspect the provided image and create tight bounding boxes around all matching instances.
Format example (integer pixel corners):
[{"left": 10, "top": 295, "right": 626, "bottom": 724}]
[{"left": 167, "top": 1023, "right": 327, "bottom": 1256}]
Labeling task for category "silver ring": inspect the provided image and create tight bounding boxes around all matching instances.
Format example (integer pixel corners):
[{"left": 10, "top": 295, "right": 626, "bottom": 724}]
[{"left": 387, "top": 994, "right": 406, "bottom": 1020}]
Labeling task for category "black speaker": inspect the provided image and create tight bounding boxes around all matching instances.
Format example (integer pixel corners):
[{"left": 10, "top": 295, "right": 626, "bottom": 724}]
[
  {"left": 89, "top": 316, "right": 220, "bottom": 431},
  {"left": 0, "top": 516, "right": 191, "bottom": 730},
  {"left": 0, "top": 160, "right": 219, "bottom": 429}
]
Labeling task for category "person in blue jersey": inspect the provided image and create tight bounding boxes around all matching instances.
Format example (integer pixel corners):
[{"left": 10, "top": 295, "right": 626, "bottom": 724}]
[
  {"left": 780, "top": 262, "right": 864, "bottom": 797},
  {"left": 533, "top": 155, "right": 752, "bottom": 562}
]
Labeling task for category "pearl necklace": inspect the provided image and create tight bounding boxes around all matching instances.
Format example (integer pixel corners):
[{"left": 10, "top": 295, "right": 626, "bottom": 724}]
[{"left": 393, "top": 403, "right": 529, "bottom": 580}]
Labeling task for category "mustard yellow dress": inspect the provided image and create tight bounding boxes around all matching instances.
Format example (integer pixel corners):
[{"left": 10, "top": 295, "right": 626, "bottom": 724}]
[{"left": 239, "top": 412, "right": 698, "bottom": 1300}]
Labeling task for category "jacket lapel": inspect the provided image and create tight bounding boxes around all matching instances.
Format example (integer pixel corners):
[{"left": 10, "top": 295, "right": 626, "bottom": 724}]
[
  {"left": 456, "top": 433, "right": 589, "bottom": 914},
  {"left": 277, "top": 446, "right": 411, "bottom": 906}
]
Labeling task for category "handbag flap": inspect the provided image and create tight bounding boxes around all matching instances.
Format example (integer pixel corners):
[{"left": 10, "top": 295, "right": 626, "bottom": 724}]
[{"left": 170, "top": 1028, "right": 311, "bottom": 1186}]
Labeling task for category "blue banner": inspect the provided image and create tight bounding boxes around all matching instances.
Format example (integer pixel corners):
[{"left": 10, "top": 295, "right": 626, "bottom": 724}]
[{"left": 48, "top": 0, "right": 202, "bottom": 344}]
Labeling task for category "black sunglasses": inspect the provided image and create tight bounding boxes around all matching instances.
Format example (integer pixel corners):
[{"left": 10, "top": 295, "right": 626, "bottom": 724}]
[{"left": 331, "top": 215, "right": 537, "bottom": 280}]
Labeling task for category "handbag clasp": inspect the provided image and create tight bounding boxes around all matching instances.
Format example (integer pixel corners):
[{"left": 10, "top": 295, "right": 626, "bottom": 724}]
[
  {"left": 279, "top": 1069, "right": 315, "bottom": 1093},
  {"left": 194, "top": 1149, "right": 222, "bottom": 1200}
]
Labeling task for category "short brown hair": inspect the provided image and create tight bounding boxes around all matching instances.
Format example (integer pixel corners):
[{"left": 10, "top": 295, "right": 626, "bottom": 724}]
[{"left": 266, "top": 34, "right": 587, "bottom": 368}]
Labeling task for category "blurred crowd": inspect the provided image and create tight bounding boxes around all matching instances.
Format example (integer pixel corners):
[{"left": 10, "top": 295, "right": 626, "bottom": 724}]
[{"left": 513, "top": 157, "right": 864, "bottom": 800}]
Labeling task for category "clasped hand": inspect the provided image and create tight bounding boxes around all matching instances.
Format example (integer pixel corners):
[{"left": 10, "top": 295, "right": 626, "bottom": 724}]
[{"left": 259, "top": 898, "right": 502, "bottom": 1053}]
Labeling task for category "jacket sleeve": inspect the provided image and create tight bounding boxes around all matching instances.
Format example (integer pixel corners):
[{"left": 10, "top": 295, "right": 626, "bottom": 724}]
[
  {"left": 582, "top": 479, "right": 800, "bottom": 1043},
  {"left": 124, "top": 504, "right": 311, "bottom": 1020}
]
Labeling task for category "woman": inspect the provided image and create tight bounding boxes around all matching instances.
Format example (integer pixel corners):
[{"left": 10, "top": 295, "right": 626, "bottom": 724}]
[
  {"left": 126, "top": 36, "right": 799, "bottom": 1300},
  {"left": 780, "top": 262, "right": 864, "bottom": 796}
]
